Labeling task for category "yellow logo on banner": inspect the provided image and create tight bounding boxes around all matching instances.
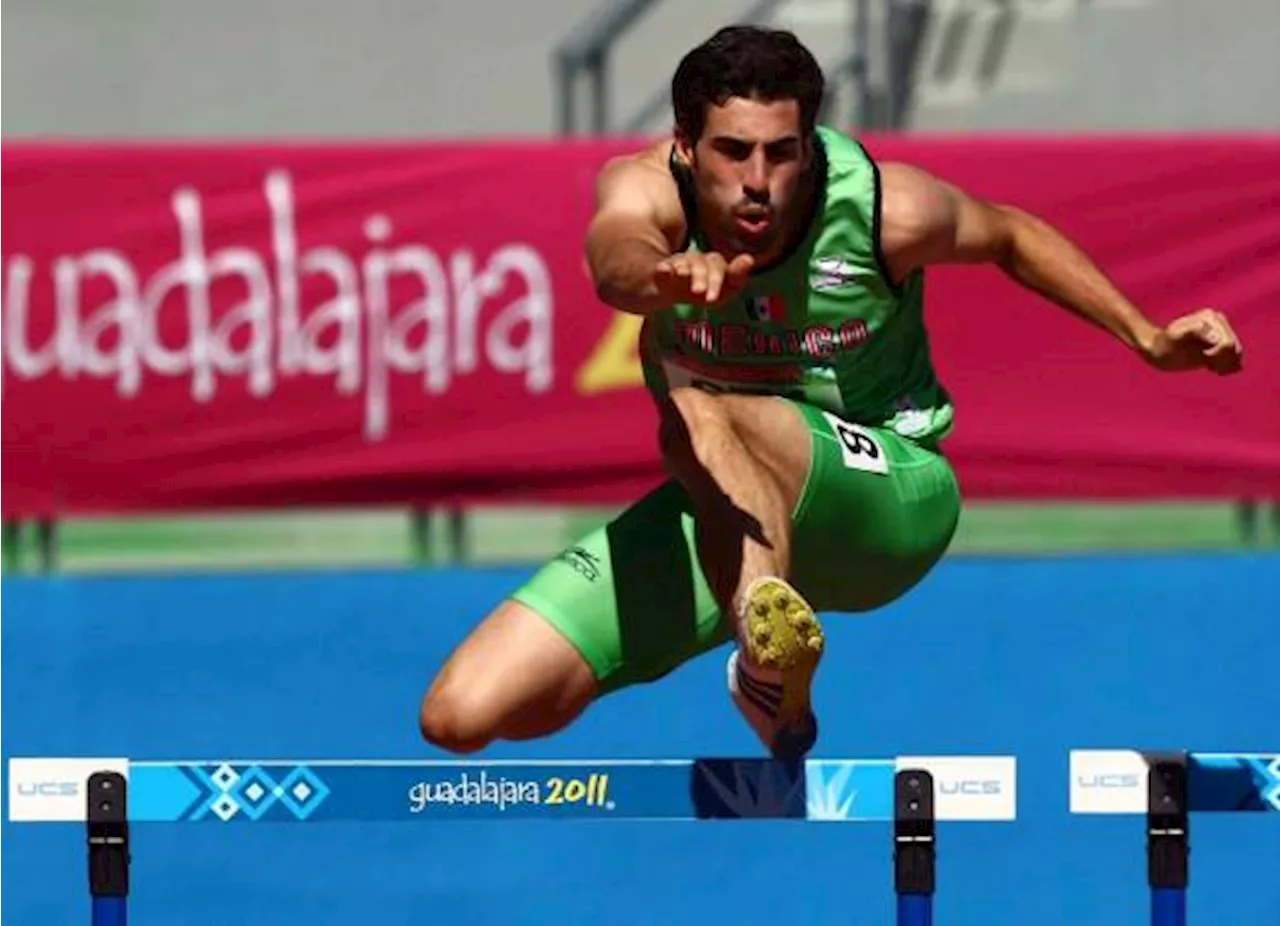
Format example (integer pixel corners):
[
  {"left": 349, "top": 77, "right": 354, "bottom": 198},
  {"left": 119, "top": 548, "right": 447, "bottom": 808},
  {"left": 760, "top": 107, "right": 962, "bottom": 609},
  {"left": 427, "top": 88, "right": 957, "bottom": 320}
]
[{"left": 575, "top": 314, "right": 644, "bottom": 395}]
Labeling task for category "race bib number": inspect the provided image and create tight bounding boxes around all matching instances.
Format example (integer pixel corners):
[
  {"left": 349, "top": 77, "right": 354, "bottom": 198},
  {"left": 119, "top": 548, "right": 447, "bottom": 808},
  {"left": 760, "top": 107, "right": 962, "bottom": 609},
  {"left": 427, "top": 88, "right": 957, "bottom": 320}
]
[{"left": 823, "top": 412, "right": 889, "bottom": 475}]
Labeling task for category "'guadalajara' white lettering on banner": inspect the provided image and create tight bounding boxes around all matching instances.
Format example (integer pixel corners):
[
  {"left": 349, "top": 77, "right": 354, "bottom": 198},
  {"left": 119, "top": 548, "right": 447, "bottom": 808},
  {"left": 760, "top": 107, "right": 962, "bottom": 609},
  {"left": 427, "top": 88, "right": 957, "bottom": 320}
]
[{"left": 2, "top": 171, "right": 555, "bottom": 440}]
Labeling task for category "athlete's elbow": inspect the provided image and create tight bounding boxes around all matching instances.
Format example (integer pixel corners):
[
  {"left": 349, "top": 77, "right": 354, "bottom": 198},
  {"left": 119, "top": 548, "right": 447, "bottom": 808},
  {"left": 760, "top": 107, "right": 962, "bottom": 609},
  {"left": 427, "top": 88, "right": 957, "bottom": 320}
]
[
  {"left": 986, "top": 203, "right": 1032, "bottom": 270},
  {"left": 592, "top": 276, "right": 625, "bottom": 308},
  {"left": 585, "top": 253, "right": 639, "bottom": 312},
  {"left": 594, "top": 278, "right": 660, "bottom": 316}
]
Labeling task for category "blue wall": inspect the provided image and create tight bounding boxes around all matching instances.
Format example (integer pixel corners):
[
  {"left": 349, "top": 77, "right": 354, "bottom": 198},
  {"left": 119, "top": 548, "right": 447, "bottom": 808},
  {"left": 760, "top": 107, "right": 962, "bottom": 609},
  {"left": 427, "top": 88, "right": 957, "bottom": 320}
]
[{"left": 3, "top": 554, "right": 1278, "bottom": 925}]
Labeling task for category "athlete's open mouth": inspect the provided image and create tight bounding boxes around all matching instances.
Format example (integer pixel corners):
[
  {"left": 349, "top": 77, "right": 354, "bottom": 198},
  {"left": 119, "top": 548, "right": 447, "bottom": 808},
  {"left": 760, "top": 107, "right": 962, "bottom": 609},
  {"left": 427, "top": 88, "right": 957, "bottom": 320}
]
[{"left": 734, "top": 211, "right": 772, "bottom": 235}]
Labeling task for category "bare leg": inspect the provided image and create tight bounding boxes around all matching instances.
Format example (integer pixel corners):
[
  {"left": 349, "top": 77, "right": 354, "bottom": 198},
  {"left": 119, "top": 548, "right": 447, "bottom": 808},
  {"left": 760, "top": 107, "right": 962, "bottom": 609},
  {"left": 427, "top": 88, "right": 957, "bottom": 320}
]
[
  {"left": 659, "top": 388, "right": 810, "bottom": 621},
  {"left": 419, "top": 600, "right": 597, "bottom": 753},
  {"left": 420, "top": 389, "right": 817, "bottom": 758},
  {"left": 660, "top": 388, "right": 823, "bottom": 758}
]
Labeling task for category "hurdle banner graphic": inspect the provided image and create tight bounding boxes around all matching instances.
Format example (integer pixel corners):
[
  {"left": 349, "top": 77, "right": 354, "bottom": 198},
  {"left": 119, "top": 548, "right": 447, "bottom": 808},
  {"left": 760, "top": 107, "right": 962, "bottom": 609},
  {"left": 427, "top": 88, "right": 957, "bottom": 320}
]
[
  {"left": 1069, "top": 750, "right": 1280, "bottom": 814},
  {"left": 7, "top": 755, "right": 1017, "bottom": 823},
  {"left": 1069, "top": 750, "right": 1280, "bottom": 926}
]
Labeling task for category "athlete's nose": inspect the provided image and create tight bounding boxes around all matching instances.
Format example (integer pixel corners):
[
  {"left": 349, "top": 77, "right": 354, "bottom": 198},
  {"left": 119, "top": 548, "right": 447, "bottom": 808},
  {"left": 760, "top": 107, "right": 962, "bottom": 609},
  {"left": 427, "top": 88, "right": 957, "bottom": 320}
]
[{"left": 742, "top": 153, "right": 769, "bottom": 202}]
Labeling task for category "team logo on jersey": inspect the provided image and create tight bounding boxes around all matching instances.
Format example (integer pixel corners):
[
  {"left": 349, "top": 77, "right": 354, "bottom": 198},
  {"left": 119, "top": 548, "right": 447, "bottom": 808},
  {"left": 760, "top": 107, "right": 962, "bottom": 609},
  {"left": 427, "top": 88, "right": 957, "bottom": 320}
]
[
  {"left": 673, "top": 319, "right": 870, "bottom": 360},
  {"left": 811, "top": 257, "right": 873, "bottom": 292},
  {"left": 747, "top": 294, "right": 785, "bottom": 323}
]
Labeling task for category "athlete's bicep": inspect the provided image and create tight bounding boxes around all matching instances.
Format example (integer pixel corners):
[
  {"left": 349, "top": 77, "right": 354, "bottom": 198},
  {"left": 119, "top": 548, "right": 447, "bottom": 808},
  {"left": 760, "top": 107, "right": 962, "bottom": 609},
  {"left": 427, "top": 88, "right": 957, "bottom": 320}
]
[{"left": 879, "top": 162, "right": 1018, "bottom": 280}]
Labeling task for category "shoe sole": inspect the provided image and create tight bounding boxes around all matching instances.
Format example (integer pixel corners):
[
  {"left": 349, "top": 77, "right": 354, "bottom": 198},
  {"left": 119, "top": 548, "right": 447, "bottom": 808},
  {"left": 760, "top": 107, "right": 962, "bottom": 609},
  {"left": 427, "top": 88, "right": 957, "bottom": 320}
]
[{"left": 740, "top": 577, "right": 824, "bottom": 732}]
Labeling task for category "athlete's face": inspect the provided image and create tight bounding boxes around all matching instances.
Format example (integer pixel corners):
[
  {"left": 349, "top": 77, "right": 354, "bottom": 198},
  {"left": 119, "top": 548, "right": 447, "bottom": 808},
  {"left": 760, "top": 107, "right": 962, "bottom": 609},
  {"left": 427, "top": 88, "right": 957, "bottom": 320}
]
[{"left": 678, "top": 96, "right": 812, "bottom": 257}]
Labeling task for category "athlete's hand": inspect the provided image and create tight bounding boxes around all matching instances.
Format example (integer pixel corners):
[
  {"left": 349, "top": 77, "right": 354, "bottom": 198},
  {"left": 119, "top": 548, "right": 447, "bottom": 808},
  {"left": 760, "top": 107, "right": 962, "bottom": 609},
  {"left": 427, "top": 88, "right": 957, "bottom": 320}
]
[
  {"left": 1140, "top": 308, "right": 1243, "bottom": 375},
  {"left": 653, "top": 252, "right": 755, "bottom": 306}
]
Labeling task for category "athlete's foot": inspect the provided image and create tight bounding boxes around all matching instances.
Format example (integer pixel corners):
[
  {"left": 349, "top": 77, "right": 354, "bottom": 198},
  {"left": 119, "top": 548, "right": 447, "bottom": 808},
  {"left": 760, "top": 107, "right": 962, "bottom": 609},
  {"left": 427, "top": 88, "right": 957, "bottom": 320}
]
[{"left": 726, "top": 576, "right": 824, "bottom": 761}]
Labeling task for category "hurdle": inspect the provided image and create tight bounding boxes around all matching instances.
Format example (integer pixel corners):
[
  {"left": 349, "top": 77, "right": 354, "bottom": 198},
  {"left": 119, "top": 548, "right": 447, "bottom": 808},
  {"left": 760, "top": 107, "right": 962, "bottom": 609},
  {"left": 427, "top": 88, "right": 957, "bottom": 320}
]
[
  {"left": 1069, "top": 749, "right": 1280, "bottom": 926},
  {"left": 7, "top": 753, "right": 1017, "bottom": 925}
]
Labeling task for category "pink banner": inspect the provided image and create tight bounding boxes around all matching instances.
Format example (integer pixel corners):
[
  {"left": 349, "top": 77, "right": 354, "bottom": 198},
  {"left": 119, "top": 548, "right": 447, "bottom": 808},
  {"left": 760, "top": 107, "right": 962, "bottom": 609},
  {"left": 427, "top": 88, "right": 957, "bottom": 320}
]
[{"left": 3, "top": 136, "right": 1279, "bottom": 516}]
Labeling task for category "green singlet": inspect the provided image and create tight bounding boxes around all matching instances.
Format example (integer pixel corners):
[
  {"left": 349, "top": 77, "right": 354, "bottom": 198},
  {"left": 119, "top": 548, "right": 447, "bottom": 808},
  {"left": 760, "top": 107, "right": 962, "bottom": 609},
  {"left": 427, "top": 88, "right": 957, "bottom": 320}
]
[{"left": 512, "top": 126, "right": 962, "bottom": 694}]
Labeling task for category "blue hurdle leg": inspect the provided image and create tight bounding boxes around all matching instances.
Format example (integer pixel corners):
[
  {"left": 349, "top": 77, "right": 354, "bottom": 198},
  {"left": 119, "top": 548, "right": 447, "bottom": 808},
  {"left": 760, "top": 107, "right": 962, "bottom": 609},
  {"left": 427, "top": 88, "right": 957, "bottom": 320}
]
[
  {"left": 1151, "top": 887, "right": 1186, "bottom": 926},
  {"left": 92, "top": 896, "right": 128, "bottom": 926},
  {"left": 897, "top": 892, "right": 933, "bottom": 926}
]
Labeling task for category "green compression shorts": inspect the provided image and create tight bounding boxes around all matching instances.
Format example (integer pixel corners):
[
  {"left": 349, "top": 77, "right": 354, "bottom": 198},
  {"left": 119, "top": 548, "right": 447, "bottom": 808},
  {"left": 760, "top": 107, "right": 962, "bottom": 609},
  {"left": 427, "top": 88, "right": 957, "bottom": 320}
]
[{"left": 511, "top": 400, "right": 962, "bottom": 695}]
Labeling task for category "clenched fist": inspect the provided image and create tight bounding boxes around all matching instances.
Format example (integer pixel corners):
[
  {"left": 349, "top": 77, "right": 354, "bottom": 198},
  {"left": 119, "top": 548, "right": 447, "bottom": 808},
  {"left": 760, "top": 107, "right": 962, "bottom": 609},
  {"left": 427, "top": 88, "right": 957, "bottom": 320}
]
[
  {"left": 1141, "top": 308, "right": 1243, "bottom": 375},
  {"left": 653, "top": 251, "right": 755, "bottom": 306}
]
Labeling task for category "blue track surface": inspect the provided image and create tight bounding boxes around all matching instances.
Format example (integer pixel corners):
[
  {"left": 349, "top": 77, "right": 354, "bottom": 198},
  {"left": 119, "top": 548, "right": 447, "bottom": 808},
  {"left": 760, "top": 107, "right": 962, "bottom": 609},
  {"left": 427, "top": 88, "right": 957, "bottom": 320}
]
[{"left": 3, "top": 554, "right": 1278, "bottom": 926}]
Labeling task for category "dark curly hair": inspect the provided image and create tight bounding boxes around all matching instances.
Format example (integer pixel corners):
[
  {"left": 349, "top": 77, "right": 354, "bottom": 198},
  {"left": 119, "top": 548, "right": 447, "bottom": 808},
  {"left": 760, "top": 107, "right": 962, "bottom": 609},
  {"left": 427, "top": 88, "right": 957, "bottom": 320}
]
[{"left": 671, "top": 26, "right": 825, "bottom": 142}]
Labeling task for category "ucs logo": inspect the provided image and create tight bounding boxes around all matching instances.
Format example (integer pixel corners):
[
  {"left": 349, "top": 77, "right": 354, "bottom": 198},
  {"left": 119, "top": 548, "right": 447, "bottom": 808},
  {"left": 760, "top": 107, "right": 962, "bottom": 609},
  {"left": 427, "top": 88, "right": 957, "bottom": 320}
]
[
  {"left": 17, "top": 781, "right": 79, "bottom": 797},
  {"left": 939, "top": 779, "right": 1002, "bottom": 796},
  {"left": 1077, "top": 774, "right": 1141, "bottom": 789}
]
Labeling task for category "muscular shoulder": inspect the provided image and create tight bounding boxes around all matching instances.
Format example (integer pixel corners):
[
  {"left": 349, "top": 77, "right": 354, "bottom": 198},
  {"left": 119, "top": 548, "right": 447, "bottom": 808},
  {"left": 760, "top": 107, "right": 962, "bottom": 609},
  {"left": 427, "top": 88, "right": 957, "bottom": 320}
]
[
  {"left": 878, "top": 162, "right": 958, "bottom": 257},
  {"left": 876, "top": 160, "right": 1015, "bottom": 280},
  {"left": 593, "top": 142, "right": 688, "bottom": 250}
]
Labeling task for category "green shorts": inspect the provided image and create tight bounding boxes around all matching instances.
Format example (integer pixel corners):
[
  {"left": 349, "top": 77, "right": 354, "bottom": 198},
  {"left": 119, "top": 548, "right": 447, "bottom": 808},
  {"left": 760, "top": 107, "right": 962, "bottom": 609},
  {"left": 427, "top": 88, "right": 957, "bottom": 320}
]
[{"left": 511, "top": 400, "right": 962, "bottom": 695}]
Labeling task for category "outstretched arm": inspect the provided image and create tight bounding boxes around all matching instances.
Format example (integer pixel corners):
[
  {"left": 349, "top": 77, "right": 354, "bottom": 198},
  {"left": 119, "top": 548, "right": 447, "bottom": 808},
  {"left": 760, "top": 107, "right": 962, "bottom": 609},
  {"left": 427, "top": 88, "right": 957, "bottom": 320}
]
[
  {"left": 585, "top": 155, "right": 681, "bottom": 314},
  {"left": 878, "top": 162, "right": 1243, "bottom": 375},
  {"left": 585, "top": 151, "right": 755, "bottom": 314}
]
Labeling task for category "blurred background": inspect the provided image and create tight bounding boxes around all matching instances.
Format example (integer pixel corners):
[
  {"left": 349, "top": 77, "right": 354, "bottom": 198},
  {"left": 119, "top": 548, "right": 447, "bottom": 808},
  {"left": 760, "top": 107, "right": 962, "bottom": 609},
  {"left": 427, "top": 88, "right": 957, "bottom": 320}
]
[
  {"left": 3, "top": 0, "right": 1280, "bottom": 572},
  {"left": 3, "top": 2, "right": 1279, "bottom": 925}
]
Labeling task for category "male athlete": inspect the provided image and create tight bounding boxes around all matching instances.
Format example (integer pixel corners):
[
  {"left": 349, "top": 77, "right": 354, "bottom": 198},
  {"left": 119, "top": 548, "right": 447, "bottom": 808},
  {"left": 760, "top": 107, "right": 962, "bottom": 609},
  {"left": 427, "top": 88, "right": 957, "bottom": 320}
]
[{"left": 419, "top": 27, "right": 1243, "bottom": 760}]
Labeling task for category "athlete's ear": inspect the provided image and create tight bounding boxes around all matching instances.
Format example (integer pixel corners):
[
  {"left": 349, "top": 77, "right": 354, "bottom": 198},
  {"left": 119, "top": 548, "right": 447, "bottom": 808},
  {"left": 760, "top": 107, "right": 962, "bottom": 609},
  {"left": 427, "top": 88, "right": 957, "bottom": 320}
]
[{"left": 673, "top": 126, "right": 696, "bottom": 166}]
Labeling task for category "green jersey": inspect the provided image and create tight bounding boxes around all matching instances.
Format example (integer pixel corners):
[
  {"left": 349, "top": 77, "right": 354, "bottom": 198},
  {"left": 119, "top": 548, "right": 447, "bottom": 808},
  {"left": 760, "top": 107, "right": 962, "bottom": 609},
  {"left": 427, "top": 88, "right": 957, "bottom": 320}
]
[{"left": 640, "top": 125, "right": 954, "bottom": 444}]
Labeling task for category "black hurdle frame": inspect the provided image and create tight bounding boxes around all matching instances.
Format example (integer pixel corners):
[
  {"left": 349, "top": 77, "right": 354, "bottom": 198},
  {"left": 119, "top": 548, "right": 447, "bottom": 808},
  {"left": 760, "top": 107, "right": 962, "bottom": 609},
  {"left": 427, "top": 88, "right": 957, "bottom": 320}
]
[
  {"left": 87, "top": 771, "right": 130, "bottom": 926},
  {"left": 1147, "top": 754, "right": 1190, "bottom": 926},
  {"left": 894, "top": 769, "right": 936, "bottom": 926}
]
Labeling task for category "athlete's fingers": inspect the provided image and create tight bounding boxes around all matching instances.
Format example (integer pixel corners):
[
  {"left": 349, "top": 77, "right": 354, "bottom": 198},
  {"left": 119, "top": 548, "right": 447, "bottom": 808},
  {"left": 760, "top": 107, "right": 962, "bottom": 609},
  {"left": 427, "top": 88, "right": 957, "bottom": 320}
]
[
  {"left": 1168, "top": 313, "right": 1223, "bottom": 359},
  {"left": 654, "top": 257, "right": 691, "bottom": 298},
  {"left": 655, "top": 256, "right": 689, "bottom": 279},
  {"left": 1165, "top": 309, "right": 1243, "bottom": 374},
  {"left": 1206, "top": 312, "right": 1240, "bottom": 353},
  {"left": 1187, "top": 311, "right": 1231, "bottom": 352},
  {"left": 1220, "top": 311, "right": 1240, "bottom": 341},
  {"left": 689, "top": 254, "right": 710, "bottom": 296},
  {"left": 1204, "top": 314, "right": 1243, "bottom": 374},
  {"left": 1165, "top": 314, "right": 1208, "bottom": 344},
  {"left": 717, "top": 253, "right": 755, "bottom": 301},
  {"left": 704, "top": 258, "right": 727, "bottom": 303},
  {"left": 727, "top": 253, "right": 756, "bottom": 280},
  {"left": 1202, "top": 318, "right": 1230, "bottom": 352},
  {"left": 652, "top": 260, "right": 675, "bottom": 294}
]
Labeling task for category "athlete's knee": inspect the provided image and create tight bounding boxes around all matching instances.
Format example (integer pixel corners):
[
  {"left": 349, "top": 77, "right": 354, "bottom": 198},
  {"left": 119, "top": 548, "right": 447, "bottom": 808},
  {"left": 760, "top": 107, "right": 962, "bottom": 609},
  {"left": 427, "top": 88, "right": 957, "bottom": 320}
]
[
  {"left": 418, "top": 682, "right": 499, "bottom": 755},
  {"left": 419, "top": 600, "right": 600, "bottom": 753}
]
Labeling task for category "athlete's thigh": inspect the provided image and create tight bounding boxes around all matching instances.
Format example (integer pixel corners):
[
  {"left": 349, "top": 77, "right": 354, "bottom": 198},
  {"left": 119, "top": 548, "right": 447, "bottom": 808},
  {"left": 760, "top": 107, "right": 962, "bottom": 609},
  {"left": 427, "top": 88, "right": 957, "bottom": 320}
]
[
  {"left": 783, "top": 402, "right": 962, "bottom": 612},
  {"left": 712, "top": 393, "right": 814, "bottom": 511},
  {"left": 510, "top": 480, "right": 730, "bottom": 695}
]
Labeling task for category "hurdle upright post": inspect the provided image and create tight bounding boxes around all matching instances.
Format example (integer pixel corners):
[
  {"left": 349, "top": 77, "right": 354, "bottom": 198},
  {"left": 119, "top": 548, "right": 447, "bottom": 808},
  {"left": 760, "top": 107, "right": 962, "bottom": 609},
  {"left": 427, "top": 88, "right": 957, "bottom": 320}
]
[
  {"left": 1147, "top": 754, "right": 1189, "bottom": 926},
  {"left": 894, "top": 769, "right": 936, "bottom": 926},
  {"left": 87, "top": 771, "right": 130, "bottom": 926}
]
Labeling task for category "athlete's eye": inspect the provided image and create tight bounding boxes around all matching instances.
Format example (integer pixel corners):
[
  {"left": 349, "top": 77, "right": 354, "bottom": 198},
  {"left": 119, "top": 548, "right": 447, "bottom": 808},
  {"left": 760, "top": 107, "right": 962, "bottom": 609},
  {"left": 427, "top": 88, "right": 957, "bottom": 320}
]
[
  {"left": 712, "top": 139, "right": 753, "bottom": 161},
  {"left": 765, "top": 141, "right": 800, "bottom": 163}
]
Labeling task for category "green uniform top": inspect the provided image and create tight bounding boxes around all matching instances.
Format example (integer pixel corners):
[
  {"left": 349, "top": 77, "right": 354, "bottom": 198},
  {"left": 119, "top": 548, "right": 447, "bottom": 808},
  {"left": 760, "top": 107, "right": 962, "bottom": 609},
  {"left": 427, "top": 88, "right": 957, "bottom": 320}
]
[{"left": 641, "top": 124, "right": 954, "bottom": 444}]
